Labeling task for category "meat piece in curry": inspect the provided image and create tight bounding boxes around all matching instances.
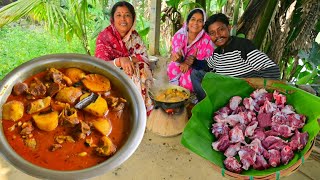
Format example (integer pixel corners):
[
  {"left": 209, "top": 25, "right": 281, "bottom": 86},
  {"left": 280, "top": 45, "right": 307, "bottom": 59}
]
[
  {"left": 27, "top": 96, "right": 51, "bottom": 114},
  {"left": 13, "top": 82, "right": 28, "bottom": 96},
  {"left": 1, "top": 67, "right": 130, "bottom": 171}
]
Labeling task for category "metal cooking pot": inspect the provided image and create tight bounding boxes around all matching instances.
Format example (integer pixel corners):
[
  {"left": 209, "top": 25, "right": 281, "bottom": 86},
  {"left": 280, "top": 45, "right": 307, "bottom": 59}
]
[
  {"left": 0, "top": 53, "right": 146, "bottom": 180},
  {"left": 149, "top": 85, "right": 190, "bottom": 111}
]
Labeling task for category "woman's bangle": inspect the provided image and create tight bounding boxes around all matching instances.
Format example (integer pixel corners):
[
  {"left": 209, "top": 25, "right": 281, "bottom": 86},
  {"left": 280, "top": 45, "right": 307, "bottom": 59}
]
[
  {"left": 113, "top": 58, "right": 121, "bottom": 68},
  {"left": 128, "top": 56, "right": 132, "bottom": 62}
]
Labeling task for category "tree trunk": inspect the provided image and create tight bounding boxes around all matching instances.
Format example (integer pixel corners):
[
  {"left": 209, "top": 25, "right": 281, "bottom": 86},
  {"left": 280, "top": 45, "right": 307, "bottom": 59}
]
[
  {"left": 225, "top": 0, "right": 234, "bottom": 19},
  {"left": 251, "top": 0, "right": 279, "bottom": 49},
  {"left": 290, "top": 0, "right": 320, "bottom": 52},
  {"left": 231, "top": 0, "right": 240, "bottom": 36},
  {"left": 237, "top": 0, "right": 267, "bottom": 40},
  {"left": 267, "top": 1, "right": 296, "bottom": 65}
]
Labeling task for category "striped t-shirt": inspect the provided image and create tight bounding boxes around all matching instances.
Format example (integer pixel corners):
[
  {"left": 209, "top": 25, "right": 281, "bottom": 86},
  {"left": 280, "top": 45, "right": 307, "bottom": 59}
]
[{"left": 206, "top": 36, "right": 280, "bottom": 79}]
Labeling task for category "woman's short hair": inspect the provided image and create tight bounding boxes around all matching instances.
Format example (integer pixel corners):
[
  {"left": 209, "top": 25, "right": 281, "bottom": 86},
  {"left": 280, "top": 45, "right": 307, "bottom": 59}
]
[
  {"left": 204, "top": 13, "right": 229, "bottom": 33},
  {"left": 111, "top": 1, "right": 136, "bottom": 21},
  {"left": 186, "top": 9, "right": 203, "bottom": 24}
]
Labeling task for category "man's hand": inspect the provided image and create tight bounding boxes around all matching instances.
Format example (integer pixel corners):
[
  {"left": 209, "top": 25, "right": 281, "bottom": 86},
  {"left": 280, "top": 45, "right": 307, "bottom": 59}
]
[
  {"left": 179, "top": 62, "right": 190, "bottom": 73},
  {"left": 185, "top": 47, "right": 198, "bottom": 66},
  {"left": 185, "top": 55, "right": 196, "bottom": 66}
]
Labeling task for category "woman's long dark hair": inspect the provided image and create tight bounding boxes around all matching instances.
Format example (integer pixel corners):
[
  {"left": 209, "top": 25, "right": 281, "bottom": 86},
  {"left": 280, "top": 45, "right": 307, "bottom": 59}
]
[{"left": 111, "top": 1, "right": 136, "bottom": 21}]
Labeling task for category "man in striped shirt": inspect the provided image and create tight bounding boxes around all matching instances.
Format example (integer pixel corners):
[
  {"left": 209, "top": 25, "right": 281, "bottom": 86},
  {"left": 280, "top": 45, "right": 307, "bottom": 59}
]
[{"left": 191, "top": 13, "right": 280, "bottom": 101}]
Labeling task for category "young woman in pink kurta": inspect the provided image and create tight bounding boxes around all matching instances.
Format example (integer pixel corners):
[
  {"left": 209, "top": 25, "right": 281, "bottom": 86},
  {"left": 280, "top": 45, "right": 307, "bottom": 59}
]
[{"left": 167, "top": 8, "right": 214, "bottom": 92}]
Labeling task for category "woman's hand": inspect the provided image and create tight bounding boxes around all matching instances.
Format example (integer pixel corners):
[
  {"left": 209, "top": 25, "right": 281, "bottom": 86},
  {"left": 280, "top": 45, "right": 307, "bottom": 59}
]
[
  {"left": 179, "top": 62, "right": 190, "bottom": 73},
  {"left": 119, "top": 57, "right": 135, "bottom": 76},
  {"left": 171, "top": 50, "right": 183, "bottom": 62}
]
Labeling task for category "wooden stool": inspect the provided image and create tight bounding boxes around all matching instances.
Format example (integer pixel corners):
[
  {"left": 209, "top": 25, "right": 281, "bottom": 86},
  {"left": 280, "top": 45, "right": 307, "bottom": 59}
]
[{"left": 147, "top": 107, "right": 188, "bottom": 137}]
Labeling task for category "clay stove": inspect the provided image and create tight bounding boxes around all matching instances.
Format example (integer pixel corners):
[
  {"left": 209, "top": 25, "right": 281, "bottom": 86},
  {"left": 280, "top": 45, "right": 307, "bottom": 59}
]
[{"left": 146, "top": 105, "right": 189, "bottom": 137}]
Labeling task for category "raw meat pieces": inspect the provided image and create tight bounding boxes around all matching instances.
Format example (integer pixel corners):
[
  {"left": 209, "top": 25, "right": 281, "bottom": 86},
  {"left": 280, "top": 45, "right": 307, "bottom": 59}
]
[
  {"left": 212, "top": 134, "right": 230, "bottom": 152},
  {"left": 224, "top": 157, "right": 242, "bottom": 174},
  {"left": 281, "top": 145, "right": 294, "bottom": 165},
  {"left": 213, "top": 88, "right": 309, "bottom": 173}
]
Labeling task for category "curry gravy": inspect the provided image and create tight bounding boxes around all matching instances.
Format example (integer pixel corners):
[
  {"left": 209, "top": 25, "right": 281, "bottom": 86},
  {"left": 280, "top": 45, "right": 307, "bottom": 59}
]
[{"left": 2, "top": 68, "right": 131, "bottom": 170}]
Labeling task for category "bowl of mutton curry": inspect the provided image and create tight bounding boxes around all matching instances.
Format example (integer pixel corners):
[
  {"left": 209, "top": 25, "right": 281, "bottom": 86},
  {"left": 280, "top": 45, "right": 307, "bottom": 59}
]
[{"left": 0, "top": 53, "right": 146, "bottom": 179}]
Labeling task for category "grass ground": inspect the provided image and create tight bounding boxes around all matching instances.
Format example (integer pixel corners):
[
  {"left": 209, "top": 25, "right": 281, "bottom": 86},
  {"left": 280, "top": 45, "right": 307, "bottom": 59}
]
[{"left": 0, "top": 24, "right": 93, "bottom": 80}]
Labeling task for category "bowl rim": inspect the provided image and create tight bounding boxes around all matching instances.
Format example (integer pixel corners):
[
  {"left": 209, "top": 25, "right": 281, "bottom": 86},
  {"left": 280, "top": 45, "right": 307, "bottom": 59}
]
[{"left": 0, "top": 53, "right": 146, "bottom": 179}]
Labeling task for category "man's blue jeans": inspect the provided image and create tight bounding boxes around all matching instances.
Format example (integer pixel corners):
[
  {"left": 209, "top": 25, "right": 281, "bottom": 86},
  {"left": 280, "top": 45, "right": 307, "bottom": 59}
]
[{"left": 191, "top": 69, "right": 207, "bottom": 101}]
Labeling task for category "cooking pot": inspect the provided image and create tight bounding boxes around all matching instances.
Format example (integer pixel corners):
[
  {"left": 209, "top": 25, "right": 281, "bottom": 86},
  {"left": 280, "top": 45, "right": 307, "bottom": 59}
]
[
  {"left": 0, "top": 53, "right": 146, "bottom": 179},
  {"left": 149, "top": 85, "right": 190, "bottom": 111}
]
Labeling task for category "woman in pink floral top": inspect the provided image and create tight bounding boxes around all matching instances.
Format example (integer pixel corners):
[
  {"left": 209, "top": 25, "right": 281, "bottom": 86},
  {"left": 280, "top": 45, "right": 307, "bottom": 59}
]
[
  {"left": 167, "top": 8, "right": 214, "bottom": 92},
  {"left": 95, "top": 1, "right": 153, "bottom": 114}
]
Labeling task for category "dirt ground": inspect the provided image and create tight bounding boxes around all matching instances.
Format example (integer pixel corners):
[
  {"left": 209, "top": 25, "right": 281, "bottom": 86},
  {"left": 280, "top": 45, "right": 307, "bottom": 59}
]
[
  {"left": 1, "top": 129, "right": 319, "bottom": 180},
  {"left": 1, "top": 56, "right": 319, "bottom": 180}
]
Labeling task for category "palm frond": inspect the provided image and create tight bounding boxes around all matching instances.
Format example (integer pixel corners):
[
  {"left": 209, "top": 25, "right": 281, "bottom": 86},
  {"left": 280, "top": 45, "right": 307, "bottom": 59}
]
[{"left": 0, "top": 0, "right": 43, "bottom": 27}]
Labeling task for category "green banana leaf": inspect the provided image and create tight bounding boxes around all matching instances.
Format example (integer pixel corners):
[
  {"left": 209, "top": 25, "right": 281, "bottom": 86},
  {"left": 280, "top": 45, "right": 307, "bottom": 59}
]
[{"left": 181, "top": 73, "right": 320, "bottom": 176}]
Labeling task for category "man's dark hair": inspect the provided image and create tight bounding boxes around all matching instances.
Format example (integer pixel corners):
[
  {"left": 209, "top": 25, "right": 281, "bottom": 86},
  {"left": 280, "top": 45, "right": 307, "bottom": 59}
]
[
  {"left": 204, "top": 13, "right": 229, "bottom": 33},
  {"left": 186, "top": 9, "right": 203, "bottom": 24},
  {"left": 111, "top": 1, "right": 136, "bottom": 21}
]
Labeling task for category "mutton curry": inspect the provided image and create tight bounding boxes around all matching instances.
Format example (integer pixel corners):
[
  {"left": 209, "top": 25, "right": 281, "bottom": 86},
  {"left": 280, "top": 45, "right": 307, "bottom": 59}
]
[{"left": 1, "top": 67, "right": 131, "bottom": 170}]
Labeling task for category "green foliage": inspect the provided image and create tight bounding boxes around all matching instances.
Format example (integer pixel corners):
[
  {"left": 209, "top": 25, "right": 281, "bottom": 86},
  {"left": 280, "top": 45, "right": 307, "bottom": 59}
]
[
  {"left": 242, "top": 0, "right": 250, "bottom": 10},
  {"left": 216, "top": 0, "right": 227, "bottom": 12},
  {"left": 236, "top": 33, "right": 246, "bottom": 38},
  {"left": 316, "top": 20, "right": 320, "bottom": 32},
  {"left": 286, "top": 0, "right": 303, "bottom": 45},
  {"left": 166, "top": 0, "right": 181, "bottom": 9},
  {"left": 307, "top": 42, "right": 320, "bottom": 66},
  {"left": 0, "top": 0, "right": 103, "bottom": 55},
  {"left": 295, "top": 42, "right": 320, "bottom": 85},
  {"left": 136, "top": 15, "right": 150, "bottom": 47},
  {"left": 180, "top": 1, "right": 203, "bottom": 18},
  {"left": 0, "top": 25, "right": 86, "bottom": 80},
  {"left": 89, "top": 3, "right": 110, "bottom": 39}
]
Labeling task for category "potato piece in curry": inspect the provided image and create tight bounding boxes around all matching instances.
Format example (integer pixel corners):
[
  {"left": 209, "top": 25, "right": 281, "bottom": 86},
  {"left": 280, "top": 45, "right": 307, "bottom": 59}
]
[
  {"left": 82, "top": 74, "right": 111, "bottom": 92},
  {"left": 55, "top": 87, "right": 82, "bottom": 104},
  {"left": 2, "top": 100, "right": 24, "bottom": 121},
  {"left": 65, "top": 68, "right": 86, "bottom": 83},
  {"left": 32, "top": 111, "right": 59, "bottom": 131},
  {"left": 92, "top": 117, "right": 112, "bottom": 136},
  {"left": 80, "top": 93, "right": 108, "bottom": 117}
]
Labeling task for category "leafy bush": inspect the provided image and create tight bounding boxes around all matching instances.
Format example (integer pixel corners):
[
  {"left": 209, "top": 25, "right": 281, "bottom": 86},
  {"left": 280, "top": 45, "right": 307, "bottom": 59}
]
[{"left": 0, "top": 24, "right": 86, "bottom": 80}]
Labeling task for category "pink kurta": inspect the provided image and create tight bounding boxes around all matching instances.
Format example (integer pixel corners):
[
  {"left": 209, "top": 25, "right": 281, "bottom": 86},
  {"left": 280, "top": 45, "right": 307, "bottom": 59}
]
[{"left": 167, "top": 8, "right": 214, "bottom": 91}]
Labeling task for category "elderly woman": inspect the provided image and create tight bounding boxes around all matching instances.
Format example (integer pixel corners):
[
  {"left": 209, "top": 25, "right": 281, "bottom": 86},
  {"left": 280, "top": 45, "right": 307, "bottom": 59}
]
[
  {"left": 95, "top": 1, "right": 153, "bottom": 114},
  {"left": 167, "top": 8, "right": 214, "bottom": 92}
]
